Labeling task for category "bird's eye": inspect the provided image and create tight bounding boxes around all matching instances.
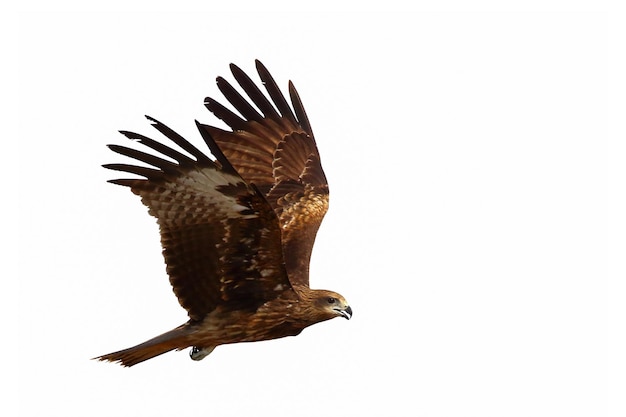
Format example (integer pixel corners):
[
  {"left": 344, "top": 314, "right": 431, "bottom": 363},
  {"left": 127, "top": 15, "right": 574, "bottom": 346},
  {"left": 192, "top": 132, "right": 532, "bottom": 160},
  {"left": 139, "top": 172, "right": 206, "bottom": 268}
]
[{"left": 327, "top": 297, "right": 336, "bottom": 304}]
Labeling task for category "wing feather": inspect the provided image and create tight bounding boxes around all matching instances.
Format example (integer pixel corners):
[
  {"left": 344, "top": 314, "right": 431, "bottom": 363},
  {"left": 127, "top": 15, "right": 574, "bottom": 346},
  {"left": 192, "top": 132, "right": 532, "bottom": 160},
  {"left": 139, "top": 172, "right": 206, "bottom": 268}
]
[
  {"left": 102, "top": 163, "right": 165, "bottom": 181},
  {"left": 108, "top": 60, "right": 330, "bottom": 306},
  {"left": 106, "top": 120, "right": 291, "bottom": 321},
  {"left": 196, "top": 60, "right": 329, "bottom": 288},
  {"left": 230, "top": 63, "right": 280, "bottom": 119},
  {"left": 288, "top": 81, "right": 314, "bottom": 138},
  {"left": 254, "top": 60, "right": 298, "bottom": 124},
  {"left": 146, "top": 116, "right": 214, "bottom": 165},
  {"left": 216, "top": 75, "right": 264, "bottom": 123},
  {"left": 203, "top": 98, "right": 247, "bottom": 131},
  {"left": 107, "top": 144, "right": 182, "bottom": 176},
  {"left": 118, "top": 130, "right": 196, "bottom": 167}
]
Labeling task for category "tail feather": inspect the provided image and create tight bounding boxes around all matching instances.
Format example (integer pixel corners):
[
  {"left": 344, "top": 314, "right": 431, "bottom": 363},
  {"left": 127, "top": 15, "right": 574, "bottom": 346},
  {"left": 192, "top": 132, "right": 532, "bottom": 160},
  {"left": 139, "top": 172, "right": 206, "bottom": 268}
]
[{"left": 94, "top": 325, "right": 191, "bottom": 367}]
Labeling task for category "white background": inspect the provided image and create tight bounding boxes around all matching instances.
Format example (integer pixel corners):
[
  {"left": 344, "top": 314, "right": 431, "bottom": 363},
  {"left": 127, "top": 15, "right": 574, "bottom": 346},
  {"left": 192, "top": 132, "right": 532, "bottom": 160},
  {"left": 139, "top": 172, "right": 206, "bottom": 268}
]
[{"left": 14, "top": 6, "right": 622, "bottom": 417}]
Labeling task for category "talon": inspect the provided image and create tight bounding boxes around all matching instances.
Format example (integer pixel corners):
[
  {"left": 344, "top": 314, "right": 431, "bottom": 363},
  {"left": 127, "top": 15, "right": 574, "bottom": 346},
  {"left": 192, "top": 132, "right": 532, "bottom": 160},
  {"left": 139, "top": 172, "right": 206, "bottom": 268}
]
[{"left": 190, "top": 346, "right": 215, "bottom": 361}]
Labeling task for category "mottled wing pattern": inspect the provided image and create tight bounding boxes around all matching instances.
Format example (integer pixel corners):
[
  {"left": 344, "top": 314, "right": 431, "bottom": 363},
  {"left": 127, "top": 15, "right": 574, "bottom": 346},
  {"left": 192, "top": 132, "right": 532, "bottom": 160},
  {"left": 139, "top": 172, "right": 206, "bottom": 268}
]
[
  {"left": 197, "top": 60, "right": 329, "bottom": 287},
  {"left": 104, "top": 116, "right": 290, "bottom": 321}
]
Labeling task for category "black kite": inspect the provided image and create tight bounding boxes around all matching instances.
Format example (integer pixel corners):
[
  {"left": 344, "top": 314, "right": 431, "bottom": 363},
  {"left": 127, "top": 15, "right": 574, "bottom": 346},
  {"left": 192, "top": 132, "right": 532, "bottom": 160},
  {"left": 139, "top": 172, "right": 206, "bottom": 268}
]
[{"left": 95, "top": 60, "right": 351, "bottom": 367}]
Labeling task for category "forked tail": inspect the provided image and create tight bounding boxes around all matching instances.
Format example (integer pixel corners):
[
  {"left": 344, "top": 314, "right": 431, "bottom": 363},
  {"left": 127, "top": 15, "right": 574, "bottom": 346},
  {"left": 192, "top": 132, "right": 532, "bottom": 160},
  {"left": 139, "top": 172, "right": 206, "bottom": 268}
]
[{"left": 94, "top": 324, "right": 191, "bottom": 367}]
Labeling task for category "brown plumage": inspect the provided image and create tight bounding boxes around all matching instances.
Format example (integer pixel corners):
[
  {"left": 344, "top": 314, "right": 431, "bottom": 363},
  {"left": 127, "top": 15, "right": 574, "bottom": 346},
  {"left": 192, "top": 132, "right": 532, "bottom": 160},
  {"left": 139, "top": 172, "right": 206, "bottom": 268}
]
[{"left": 95, "top": 60, "right": 351, "bottom": 367}]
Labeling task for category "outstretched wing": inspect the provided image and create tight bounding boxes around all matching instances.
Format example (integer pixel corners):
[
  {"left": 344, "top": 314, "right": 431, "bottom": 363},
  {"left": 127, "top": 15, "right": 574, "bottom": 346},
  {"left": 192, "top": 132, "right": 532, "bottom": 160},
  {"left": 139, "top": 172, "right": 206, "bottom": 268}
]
[
  {"left": 197, "top": 60, "right": 329, "bottom": 288},
  {"left": 104, "top": 117, "right": 291, "bottom": 322}
]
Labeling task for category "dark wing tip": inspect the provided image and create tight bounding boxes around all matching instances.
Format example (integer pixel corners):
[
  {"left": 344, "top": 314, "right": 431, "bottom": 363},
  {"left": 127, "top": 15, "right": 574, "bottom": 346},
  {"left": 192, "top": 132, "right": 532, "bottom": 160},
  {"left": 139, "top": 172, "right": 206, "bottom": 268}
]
[
  {"left": 254, "top": 59, "right": 267, "bottom": 74},
  {"left": 106, "top": 178, "right": 142, "bottom": 188},
  {"left": 288, "top": 80, "right": 314, "bottom": 138},
  {"left": 194, "top": 119, "right": 238, "bottom": 174},
  {"left": 254, "top": 60, "right": 297, "bottom": 123},
  {"left": 118, "top": 130, "right": 140, "bottom": 139},
  {"left": 144, "top": 115, "right": 158, "bottom": 125}
]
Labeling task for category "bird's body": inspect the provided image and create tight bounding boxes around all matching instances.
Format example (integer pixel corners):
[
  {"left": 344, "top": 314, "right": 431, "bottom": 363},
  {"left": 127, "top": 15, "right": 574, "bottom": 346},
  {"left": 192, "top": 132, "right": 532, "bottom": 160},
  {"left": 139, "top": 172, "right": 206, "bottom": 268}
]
[{"left": 95, "top": 61, "right": 350, "bottom": 367}]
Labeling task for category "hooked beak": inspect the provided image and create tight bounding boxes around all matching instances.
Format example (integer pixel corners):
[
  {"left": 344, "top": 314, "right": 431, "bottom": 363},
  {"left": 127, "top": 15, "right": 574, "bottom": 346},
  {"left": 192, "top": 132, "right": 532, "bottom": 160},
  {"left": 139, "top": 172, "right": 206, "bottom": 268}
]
[{"left": 336, "top": 306, "right": 352, "bottom": 320}]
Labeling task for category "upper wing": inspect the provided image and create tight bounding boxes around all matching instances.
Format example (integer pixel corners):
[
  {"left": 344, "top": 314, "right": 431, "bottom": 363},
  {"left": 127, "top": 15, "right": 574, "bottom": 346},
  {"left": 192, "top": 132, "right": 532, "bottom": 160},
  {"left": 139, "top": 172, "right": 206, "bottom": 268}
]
[
  {"left": 196, "top": 60, "right": 329, "bottom": 288},
  {"left": 104, "top": 117, "right": 291, "bottom": 322}
]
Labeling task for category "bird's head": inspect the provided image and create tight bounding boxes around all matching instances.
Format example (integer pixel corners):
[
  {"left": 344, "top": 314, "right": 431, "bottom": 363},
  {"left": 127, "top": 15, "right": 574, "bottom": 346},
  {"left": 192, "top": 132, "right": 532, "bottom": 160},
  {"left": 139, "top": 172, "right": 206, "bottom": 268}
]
[{"left": 312, "top": 290, "right": 352, "bottom": 321}]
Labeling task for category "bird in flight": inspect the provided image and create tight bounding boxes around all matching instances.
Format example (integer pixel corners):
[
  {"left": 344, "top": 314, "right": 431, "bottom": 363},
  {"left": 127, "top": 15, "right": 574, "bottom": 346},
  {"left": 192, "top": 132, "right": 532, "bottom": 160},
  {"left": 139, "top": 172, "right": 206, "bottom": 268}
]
[{"left": 95, "top": 60, "right": 351, "bottom": 367}]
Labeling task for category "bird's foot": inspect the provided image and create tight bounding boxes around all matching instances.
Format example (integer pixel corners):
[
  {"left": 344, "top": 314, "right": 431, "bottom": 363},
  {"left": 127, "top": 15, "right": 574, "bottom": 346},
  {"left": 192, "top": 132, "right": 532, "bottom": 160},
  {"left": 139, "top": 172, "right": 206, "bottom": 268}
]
[{"left": 190, "top": 346, "right": 215, "bottom": 361}]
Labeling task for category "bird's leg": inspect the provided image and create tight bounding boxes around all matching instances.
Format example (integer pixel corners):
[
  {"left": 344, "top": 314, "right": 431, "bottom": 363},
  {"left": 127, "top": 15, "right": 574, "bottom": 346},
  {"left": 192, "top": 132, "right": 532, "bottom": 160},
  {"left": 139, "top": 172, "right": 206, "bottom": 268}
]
[{"left": 189, "top": 346, "right": 216, "bottom": 361}]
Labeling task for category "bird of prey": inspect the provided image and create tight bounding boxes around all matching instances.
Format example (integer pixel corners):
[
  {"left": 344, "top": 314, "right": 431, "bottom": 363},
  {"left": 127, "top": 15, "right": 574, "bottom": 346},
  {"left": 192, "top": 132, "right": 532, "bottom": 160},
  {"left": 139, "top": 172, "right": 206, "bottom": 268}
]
[{"left": 95, "top": 60, "right": 351, "bottom": 367}]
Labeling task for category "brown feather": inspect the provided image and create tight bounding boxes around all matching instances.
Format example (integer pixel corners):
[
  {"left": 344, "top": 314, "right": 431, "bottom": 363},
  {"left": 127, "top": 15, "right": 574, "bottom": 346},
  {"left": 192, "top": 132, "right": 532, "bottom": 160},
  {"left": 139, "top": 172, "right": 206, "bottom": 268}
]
[
  {"left": 94, "top": 325, "right": 192, "bottom": 367},
  {"left": 200, "top": 61, "right": 329, "bottom": 287},
  {"left": 96, "top": 61, "right": 350, "bottom": 367}
]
